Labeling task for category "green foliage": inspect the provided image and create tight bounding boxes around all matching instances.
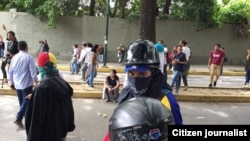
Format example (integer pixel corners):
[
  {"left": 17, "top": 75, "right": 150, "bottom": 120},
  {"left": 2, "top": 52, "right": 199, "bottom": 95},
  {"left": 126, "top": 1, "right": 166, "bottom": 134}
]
[
  {"left": 4, "top": 0, "right": 80, "bottom": 29},
  {"left": 126, "top": 0, "right": 140, "bottom": 20},
  {"left": 222, "top": 0, "right": 231, "bottom": 5},
  {"left": 220, "top": 0, "right": 250, "bottom": 37},
  {"left": 0, "top": 0, "right": 9, "bottom": 11},
  {"left": 1, "top": 0, "right": 250, "bottom": 37},
  {"left": 169, "top": 0, "right": 221, "bottom": 31},
  {"left": 220, "top": 0, "right": 250, "bottom": 24}
]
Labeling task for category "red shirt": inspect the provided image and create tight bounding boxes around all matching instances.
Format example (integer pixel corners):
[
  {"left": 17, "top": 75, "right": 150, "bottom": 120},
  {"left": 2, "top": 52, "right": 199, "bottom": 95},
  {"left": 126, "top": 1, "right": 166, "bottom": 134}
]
[{"left": 209, "top": 49, "right": 225, "bottom": 65}]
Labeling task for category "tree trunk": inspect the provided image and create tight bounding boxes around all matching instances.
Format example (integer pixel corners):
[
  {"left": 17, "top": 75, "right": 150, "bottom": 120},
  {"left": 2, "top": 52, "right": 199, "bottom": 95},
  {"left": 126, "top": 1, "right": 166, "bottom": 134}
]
[
  {"left": 89, "top": 0, "right": 96, "bottom": 16},
  {"left": 140, "top": 0, "right": 156, "bottom": 42},
  {"left": 119, "top": 0, "right": 127, "bottom": 19},
  {"left": 163, "top": 0, "right": 171, "bottom": 14}
]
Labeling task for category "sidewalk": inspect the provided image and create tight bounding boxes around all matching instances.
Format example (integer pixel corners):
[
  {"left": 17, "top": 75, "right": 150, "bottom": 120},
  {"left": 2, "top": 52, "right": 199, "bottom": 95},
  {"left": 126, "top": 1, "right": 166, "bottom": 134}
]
[{"left": 57, "top": 61, "right": 245, "bottom": 76}]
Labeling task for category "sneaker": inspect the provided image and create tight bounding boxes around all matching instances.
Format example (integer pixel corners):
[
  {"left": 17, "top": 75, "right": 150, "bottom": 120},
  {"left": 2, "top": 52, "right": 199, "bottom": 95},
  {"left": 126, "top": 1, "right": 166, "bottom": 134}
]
[
  {"left": 113, "top": 99, "right": 118, "bottom": 103},
  {"left": 104, "top": 99, "right": 110, "bottom": 102},
  {"left": 184, "top": 86, "right": 188, "bottom": 91},
  {"left": 3, "top": 78, "right": 8, "bottom": 83},
  {"left": 244, "top": 84, "right": 249, "bottom": 88},
  {"left": 86, "top": 81, "right": 89, "bottom": 85},
  {"left": 208, "top": 84, "right": 212, "bottom": 88},
  {"left": 14, "top": 120, "right": 24, "bottom": 128},
  {"left": 213, "top": 81, "right": 217, "bottom": 87}
]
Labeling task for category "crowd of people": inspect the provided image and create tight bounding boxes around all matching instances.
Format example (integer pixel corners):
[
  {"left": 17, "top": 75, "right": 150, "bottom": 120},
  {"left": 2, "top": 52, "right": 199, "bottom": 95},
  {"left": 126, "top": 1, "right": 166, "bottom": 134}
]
[
  {"left": 68, "top": 42, "right": 104, "bottom": 87},
  {"left": 1, "top": 23, "right": 250, "bottom": 141}
]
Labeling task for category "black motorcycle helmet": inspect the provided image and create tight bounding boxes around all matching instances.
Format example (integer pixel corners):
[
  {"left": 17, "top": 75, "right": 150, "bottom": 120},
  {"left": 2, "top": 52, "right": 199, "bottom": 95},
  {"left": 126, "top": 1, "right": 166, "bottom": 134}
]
[
  {"left": 124, "top": 39, "right": 160, "bottom": 68},
  {"left": 109, "top": 97, "right": 174, "bottom": 141}
]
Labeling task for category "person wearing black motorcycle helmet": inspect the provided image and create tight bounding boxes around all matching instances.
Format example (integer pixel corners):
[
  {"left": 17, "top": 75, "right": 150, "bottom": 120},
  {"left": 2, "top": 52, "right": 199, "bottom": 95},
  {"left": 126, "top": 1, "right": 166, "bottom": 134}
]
[
  {"left": 106, "top": 97, "right": 174, "bottom": 141},
  {"left": 119, "top": 39, "right": 183, "bottom": 125}
]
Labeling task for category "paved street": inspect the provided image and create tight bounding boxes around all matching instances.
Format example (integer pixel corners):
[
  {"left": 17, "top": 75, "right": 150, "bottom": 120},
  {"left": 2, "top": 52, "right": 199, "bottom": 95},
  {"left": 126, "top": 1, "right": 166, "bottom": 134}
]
[
  {"left": 56, "top": 62, "right": 247, "bottom": 88},
  {"left": 0, "top": 62, "right": 247, "bottom": 88},
  {"left": 1, "top": 95, "right": 250, "bottom": 141},
  {"left": 61, "top": 70, "right": 246, "bottom": 88}
]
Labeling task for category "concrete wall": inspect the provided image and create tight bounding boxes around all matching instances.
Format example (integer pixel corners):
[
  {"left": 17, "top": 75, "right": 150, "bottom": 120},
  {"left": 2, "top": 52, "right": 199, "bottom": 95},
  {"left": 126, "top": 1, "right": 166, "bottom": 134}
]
[{"left": 0, "top": 11, "right": 249, "bottom": 66}]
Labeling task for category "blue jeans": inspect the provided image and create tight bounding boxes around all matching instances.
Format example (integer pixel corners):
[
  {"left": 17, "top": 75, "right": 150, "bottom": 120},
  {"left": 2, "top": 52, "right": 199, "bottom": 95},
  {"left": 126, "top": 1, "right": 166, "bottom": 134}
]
[
  {"left": 86, "top": 63, "right": 97, "bottom": 87},
  {"left": 171, "top": 70, "right": 181, "bottom": 93},
  {"left": 16, "top": 86, "right": 33, "bottom": 121},
  {"left": 163, "top": 64, "right": 168, "bottom": 81},
  {"left": 0, "top": 48, "right": 4, "bottom": 57},
  {"left": 117, "top": 53, "right": 123, "bottom": 63},
  {"left": 71, "top": 59, "right": 79, "bottom": 74},
  {"left": 99, "top": 55, "right": 103, "bottom": 63},
  {"left": 245, "top": 67, "right": 250, "bottom": 84}
]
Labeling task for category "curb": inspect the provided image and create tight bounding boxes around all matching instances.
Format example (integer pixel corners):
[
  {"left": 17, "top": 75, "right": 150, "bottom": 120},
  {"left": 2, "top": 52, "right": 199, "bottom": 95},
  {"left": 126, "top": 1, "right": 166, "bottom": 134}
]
[{"left": 1, "top": 88, "right": 250, "bottom": 103}]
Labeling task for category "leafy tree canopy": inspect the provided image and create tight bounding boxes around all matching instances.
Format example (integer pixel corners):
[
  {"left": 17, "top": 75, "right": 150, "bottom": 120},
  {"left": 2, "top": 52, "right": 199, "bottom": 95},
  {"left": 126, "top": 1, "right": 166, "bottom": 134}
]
[
  {"left": 1, "top": 0, "right": 250, "bottom": 37},
  {"left": 4, "top": 0, "right": 81, "bottom": 29}
]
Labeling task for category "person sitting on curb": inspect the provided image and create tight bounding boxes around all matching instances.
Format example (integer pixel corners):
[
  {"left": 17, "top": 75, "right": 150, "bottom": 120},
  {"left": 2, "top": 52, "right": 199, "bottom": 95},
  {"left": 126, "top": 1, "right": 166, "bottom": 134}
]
[{"left": 103, "top": 69, "right": 120, "bottom": 103}]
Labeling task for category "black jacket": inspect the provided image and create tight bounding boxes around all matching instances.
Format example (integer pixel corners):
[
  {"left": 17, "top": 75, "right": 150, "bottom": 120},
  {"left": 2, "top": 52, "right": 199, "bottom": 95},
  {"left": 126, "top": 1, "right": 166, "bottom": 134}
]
[
  {"left": 7, "top": 40, "right": 19, "bottom": 55},
  {"left": 25, "top": 74, "right": 75, "bottom": 141}
]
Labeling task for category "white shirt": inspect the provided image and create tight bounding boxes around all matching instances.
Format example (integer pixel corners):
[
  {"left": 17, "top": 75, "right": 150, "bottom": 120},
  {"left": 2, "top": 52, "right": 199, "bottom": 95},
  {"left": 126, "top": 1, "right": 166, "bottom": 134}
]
[
  {"left": 182, "top": 46, "right": 191, "bottom": 61},
  {"left": 9, "top": 51, "right": 38, "bottom": 89},
  {"left": 164, "top": 47, "right": 168, "bottom": 64},
  {"left": 158, "top": 52, "right": 165, "bottom": 74},
  {"left": 78, "top": 47, "right": 91, "bottom": 63}
]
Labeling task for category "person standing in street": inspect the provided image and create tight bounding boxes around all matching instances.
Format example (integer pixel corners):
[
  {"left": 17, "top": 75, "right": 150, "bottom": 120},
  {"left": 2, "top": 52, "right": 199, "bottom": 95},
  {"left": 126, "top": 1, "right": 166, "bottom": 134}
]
[
  {"left": 1, "top": 24, "right": 19, "bottom": 83},
  {"left": 168, "top": 45, "right": 177, "bottom": 70},
  {"left": 98, "top": 44, "right": 104, "bottom": 63},
  {"left": 179, "top": 40, "right": 191, "bottom": 91},
  {"left": 25, "top": 52, "right": 75, "bottom": 141},
  {"left": 86, "top": 44, "right": 99, "bottom": 87},
  {"left": 208, "top": 43, "right": 225, "bottom": 88},
  {"left": 8, "top": 41, "right": 38, "bottom": 128},
  {"left": 155, "top": 42, "right": 166, "bottom": 77},
  {"left": 78, "top": 42, "right": 92, "bottom": 81},
  {"left": 244, "top": 49, "right": 250, "bottom": 87},
  {"left": 170, "top": 45, "right": 187, "bottom": 94},
  {"left": 158, "top": 40, "right": 168, "bottom": 79},
  {"left": 116, "top": 44, "right": 125, "bottom": 63},
  {"left": 39, "top": 39, "right": 49, "bottom": 53},
  {"left": 70, "top": 44, "right": 80, "bottom": 75},
  {"left": 0, "top": 36, "right": 4, "bottom": 58}
]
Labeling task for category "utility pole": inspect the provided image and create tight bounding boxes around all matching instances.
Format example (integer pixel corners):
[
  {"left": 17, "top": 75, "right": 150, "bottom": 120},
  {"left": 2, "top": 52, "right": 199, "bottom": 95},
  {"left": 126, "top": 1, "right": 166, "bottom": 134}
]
[{"left": 103, "top": 0, "right": 110, "bottom": 67}]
